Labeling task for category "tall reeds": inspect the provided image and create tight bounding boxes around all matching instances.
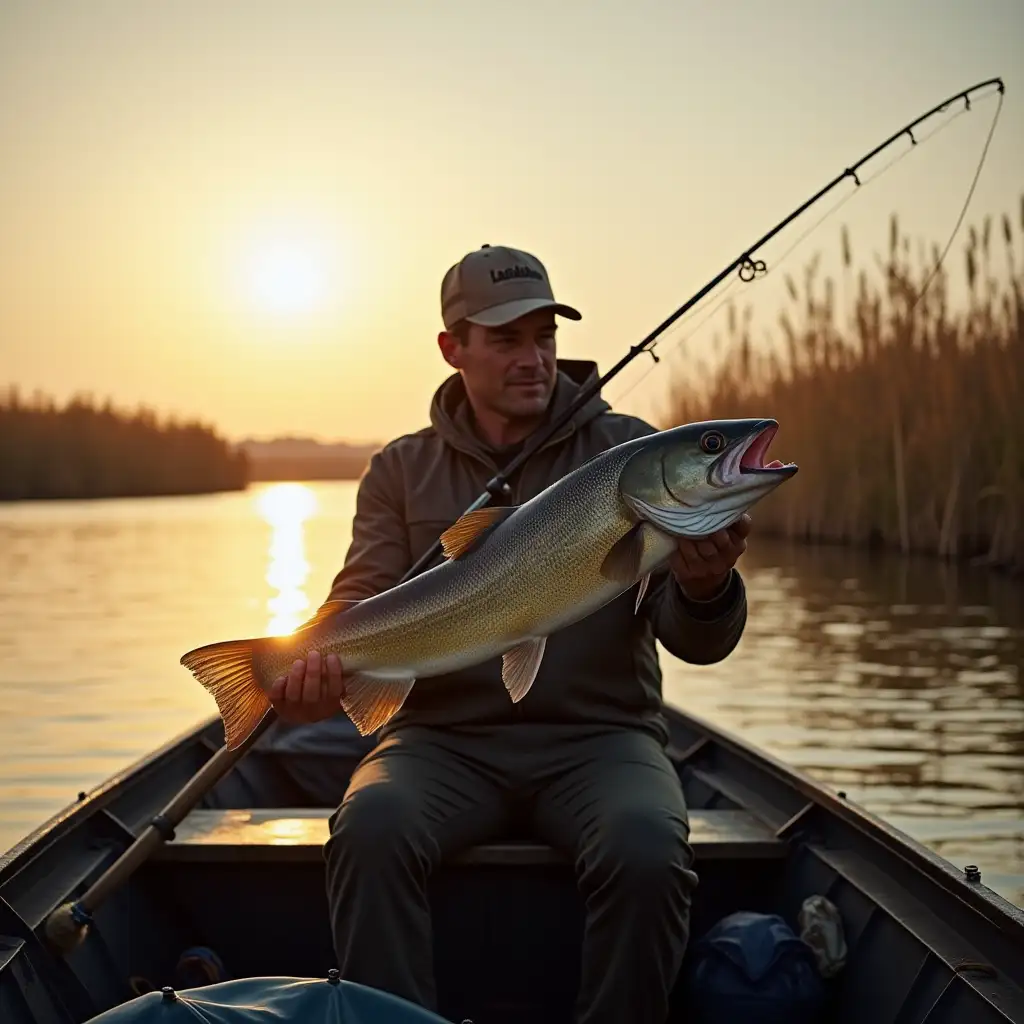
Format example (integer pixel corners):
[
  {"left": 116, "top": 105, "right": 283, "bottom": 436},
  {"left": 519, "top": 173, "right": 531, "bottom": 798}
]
[
  {"left": 0, "top": 389, "right": 249, "bottom": 500},
  {"left": 664, "top": 196, "right": 1023, "bottom": 575}
]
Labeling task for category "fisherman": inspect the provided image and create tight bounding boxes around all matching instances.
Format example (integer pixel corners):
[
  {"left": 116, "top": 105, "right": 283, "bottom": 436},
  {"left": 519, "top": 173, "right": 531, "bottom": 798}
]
[{"left": 264, "top": 244, "right": 751, "bottom": 1024}]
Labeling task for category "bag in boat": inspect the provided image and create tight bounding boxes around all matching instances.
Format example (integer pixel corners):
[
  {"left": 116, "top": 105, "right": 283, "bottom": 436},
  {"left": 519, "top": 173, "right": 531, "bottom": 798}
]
[
  {"left": 84, "top": 975, "right": 451, "bottom": 1024},
  {"left": 682, "top": 910, "right": 828, "bottom": 1024}
]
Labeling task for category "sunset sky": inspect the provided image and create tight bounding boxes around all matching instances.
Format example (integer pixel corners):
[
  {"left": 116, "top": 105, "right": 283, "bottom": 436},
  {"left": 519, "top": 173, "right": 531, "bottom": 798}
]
[{"left": 2, "top": 1, "right": 1021, "bottom": 445}]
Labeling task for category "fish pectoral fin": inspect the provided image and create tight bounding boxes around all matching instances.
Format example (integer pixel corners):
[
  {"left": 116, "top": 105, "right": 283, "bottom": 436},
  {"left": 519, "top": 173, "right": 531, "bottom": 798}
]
[
  {"left": 603, "top": 526, "right": 656, "bottom": 610},
  {"left": 180, "top": 639, "right": 270, "bottom": 750},
  {"left": 440, "top": 506, "right": 518, "bottom": 560},
  {"left": 340, "top": 673, "right": 416, "bottom": 736},
  {"left": 501, "top": 636, "right": 547, "bottom": 702},
  {"left": 600, "top": 522, "right": 646, "bottom": 585},
  {"left": 635, "top": 572, "right": 652, "bottom": 613}
]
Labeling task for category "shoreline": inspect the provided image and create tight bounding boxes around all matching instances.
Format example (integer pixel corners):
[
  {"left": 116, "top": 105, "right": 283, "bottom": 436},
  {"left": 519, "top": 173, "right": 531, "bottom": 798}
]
[
  {"left": 2, "top": 483, "right": 1020, "bottom": 583},
  {"left": 0, "top": 482, "right": 251, "bottom": 504}
]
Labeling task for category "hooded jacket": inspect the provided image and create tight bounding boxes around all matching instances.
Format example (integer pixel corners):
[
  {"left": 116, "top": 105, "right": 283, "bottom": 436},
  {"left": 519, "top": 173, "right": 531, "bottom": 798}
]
[{"left": 260, "top": 359, "right": 747, "bottom": 753}]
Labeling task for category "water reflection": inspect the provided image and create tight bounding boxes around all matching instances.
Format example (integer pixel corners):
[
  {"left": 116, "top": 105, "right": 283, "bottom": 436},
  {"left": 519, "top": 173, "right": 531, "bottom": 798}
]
[
  {"left": 0, "top": 485, "right": 1020, "bottom": 907},
  {"left": 256, "top": 483, "right": 318, "bottom": 635},
  {"left": 663, "top": 539, "right": 1023, "bottom": 906}
]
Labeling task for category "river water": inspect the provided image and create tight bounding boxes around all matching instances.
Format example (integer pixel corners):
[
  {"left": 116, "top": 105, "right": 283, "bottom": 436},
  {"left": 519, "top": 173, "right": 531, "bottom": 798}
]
[{"left": 0, "top": 481, "right": 1021, "bottom": 908}]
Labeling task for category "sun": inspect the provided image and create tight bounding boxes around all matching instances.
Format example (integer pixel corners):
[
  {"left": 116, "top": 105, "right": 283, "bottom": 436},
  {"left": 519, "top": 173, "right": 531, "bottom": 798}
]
[
  {"left": 243, "top": 239, "right": 329, "bottom": 316},
  {"left": 223, "top": 214, "right": 352, "bottom": 324}
]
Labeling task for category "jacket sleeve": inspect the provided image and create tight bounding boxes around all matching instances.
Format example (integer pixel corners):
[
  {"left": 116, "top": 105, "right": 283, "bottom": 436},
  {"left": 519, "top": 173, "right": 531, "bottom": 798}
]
[
  {"left": 640, "top": 564, "right": 748, "bottom": 665},
  {"left": 325, "top": 446, "right": 411, "bottom": 603}
]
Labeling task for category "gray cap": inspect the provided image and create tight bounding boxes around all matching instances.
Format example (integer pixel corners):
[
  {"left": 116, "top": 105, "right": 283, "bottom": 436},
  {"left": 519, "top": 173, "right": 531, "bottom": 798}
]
[{"left": 440, "top": 244, "right": 582, "bottom": 330}]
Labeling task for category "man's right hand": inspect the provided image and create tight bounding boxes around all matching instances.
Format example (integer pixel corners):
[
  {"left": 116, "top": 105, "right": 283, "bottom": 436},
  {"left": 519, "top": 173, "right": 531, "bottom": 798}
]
[{"left": 269, "top": 649, "right": 346, "bottom": 724}]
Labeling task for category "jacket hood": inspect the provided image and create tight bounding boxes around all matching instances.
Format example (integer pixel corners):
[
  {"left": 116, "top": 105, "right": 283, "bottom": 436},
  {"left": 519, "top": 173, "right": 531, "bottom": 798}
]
[{"left": 429, "top": 358, "right": 611, "bottom": 461}]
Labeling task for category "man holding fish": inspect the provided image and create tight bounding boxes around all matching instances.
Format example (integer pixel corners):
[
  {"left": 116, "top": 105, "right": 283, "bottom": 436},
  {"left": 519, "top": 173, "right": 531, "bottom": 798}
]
[{"left": 182, "top": 244, "right": 796, "bottom": 1023}]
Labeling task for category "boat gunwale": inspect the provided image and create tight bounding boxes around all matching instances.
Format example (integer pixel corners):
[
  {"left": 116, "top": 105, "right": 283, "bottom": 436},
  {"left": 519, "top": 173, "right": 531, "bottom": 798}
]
[
  {"left": 666, "top": 705, "right": 1024, "bottom": 940},
  {"left": 2, "top": 703, "right": 1022, "bottom": 943},
  {"left": 0, "top": 715, "right": 218, "bottom": 883}
]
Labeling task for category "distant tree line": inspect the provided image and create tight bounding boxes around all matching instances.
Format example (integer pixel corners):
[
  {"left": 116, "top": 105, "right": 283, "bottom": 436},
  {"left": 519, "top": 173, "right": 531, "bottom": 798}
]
[
  {"left": 0, "top": 390, "right": 248, "bottom": 500},
  {"left": 665, "top": 196, "right": 1023, "bottom": 576},
  {"left": 238, "top": 437, "right": 379, "bottom": 482}
]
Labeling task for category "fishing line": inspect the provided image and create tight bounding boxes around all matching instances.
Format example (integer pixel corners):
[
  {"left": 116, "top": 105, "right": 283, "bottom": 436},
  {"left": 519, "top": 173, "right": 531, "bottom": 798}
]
[
  {"left": 757, "top": 84, "right": 1003, "bottom": 319},
  {"left": 609, "top": 278, "right": 745, "bottom": 406},
  {"left": 904, "top": 85, "right": 1005, "bottom": 317},
  {"left": 609, "top": 81, "right": 1006, "bottom": 413},
  {"left": 402, "top": 77, "right": 1008, "bottom": 584},
  {"left": 761, "top": 95, "right": 979, "bottom": 279}
]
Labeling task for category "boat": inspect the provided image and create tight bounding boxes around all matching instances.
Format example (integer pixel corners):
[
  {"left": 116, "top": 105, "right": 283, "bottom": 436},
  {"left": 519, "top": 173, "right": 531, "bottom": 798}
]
[{"left": 2, "top": 706, "right": 1022, "bottom": 1024}]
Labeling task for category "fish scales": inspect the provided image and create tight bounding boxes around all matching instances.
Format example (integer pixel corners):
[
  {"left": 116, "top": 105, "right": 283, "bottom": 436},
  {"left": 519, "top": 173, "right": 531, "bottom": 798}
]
[
  {"left": 254, "top": 445, "right": 639, "bottom": 683},
  {"left": 181, "top": 417, "right": 799, "bottom": 746}
]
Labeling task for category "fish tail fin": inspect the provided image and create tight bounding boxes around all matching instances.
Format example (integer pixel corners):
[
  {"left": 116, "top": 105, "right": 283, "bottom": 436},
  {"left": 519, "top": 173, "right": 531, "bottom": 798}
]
[
  {"left": 180, "top": 639, "right": 271, "bottom": 750},
  {"left": 340, "top": 672, "right": 416, "bottom": 736}
]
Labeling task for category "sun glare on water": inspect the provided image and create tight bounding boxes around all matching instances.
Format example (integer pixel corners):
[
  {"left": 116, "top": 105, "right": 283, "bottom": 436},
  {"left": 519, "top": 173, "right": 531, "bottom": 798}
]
[{"left": 256, "top": 483, "right": 318, "bottom": 635}]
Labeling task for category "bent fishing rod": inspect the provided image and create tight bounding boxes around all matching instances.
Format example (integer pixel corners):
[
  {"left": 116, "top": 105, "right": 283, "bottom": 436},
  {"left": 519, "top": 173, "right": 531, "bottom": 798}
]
[
  {"left": 403, "top": 75, "right": 1005, "bottom": 583},
  {"left": 42, "top": 75, "right": 1004, "bottom": 956}
]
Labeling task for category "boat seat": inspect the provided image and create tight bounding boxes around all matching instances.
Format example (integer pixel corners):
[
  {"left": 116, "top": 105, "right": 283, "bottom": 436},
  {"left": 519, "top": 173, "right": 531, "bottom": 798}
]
[{"left": 152, "top": 807, "right": 785, "bottom": 864}]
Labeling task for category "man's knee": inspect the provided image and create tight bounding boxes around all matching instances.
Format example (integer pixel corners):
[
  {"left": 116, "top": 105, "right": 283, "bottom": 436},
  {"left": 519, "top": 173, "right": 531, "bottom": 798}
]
[
  {"left": 326, "top": 781, "right": 432, "bottom": 874},
  {"left": 583, "top": 806, "right": 697, "bottom": 898}
]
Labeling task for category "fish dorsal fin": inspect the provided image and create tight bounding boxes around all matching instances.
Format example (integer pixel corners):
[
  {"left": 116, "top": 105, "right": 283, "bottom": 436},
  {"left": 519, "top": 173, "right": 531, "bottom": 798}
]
[
  {"left": 291, "top": 599, "right": 352, "bottom": 633},
  {"left": 440, "top": 506, "right": 517, "bottom": 560}
]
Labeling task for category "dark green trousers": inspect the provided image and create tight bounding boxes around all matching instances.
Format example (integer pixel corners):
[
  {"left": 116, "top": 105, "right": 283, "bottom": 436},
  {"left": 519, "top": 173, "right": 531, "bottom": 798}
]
[{"left": 323, "top": 725, "right": 698, "bottom": 1024}]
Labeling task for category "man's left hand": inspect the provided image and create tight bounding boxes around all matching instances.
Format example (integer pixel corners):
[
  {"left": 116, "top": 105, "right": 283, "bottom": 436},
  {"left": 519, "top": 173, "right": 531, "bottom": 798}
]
[{"left": 669, "top": 513, "right": 751, "bottom": 601}]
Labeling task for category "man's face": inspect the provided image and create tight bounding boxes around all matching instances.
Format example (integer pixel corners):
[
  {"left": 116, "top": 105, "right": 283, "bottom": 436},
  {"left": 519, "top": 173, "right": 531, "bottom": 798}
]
[{"left": 439, "top": 308, "right": 558, "bottom": 423}]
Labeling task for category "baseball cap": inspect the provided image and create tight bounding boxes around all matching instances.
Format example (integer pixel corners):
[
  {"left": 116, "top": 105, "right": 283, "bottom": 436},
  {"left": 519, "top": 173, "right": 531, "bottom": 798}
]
[{"left": 440, "top": 244, "right": 582, "bottom": 330}]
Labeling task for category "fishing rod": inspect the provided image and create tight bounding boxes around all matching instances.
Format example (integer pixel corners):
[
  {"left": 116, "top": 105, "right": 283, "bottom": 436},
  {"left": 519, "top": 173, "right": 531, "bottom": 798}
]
[
  {"left": 401, "top": 75, "right": 1006, "bottom": 584},
  {"left": 42, "top": 75, "right": 1005, "bottom": 957}
]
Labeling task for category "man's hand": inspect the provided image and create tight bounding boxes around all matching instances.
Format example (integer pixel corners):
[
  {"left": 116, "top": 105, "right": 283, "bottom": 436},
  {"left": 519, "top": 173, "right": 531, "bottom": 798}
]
[
  {"left": 669, "top": 513, "right": 751, "bottom": 601},
  {"left": 269, "top": 649, "right": 346, "bottom": 725}
]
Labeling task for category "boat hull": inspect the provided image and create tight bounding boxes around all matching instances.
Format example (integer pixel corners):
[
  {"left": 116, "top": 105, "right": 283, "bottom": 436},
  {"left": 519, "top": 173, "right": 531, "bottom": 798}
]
[{"left": 2, "top": 709, "right": 1022, "bottom": 1024}]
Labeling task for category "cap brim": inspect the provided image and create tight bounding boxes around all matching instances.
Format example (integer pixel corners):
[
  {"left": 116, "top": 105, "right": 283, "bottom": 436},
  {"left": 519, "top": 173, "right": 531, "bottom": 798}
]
[{"left": 465, "top": 297, "right": 582, "bottom": 328}]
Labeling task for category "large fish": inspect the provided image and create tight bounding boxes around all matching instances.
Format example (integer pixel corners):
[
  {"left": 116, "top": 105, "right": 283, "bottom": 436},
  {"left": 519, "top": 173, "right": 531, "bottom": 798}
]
[{"left": 181, "top": 417, "right": 797, "bottom": 748}]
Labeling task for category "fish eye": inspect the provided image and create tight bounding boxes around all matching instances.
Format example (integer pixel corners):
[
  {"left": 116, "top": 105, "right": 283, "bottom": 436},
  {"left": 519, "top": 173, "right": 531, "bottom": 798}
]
[{"left": 700, "top": 430, "right": 726, "bottom": 453}]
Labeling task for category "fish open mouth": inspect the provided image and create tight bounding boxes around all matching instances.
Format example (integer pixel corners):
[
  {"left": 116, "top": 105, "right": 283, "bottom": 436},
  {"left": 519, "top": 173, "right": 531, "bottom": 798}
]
[{"left": 738, "top": 422, "right": 796, "bottom": 474}]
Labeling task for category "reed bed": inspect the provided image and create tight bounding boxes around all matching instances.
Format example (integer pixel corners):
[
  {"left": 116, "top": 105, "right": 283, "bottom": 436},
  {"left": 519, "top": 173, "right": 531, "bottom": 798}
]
[
  {"left": 0, "top": 389, "right": 248, "bottom": 500},
  {"left": 664, "top": 197, "right": 1023, "bottom": 575}
]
